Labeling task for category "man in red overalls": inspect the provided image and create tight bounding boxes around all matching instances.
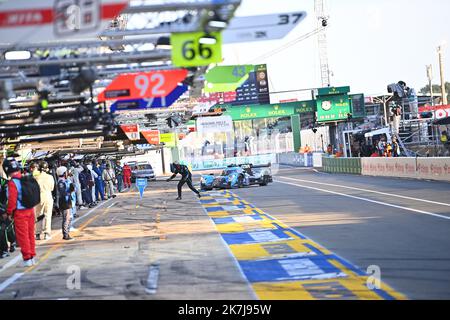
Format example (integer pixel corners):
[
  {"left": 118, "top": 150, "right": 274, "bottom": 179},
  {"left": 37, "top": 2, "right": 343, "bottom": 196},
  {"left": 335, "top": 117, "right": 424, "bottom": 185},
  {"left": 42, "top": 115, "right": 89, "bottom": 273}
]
[
  {"left": 122, "top": 163, "right": 132, "bottom": 189},
  {"left": 2, "top": 158, "right": 36, "bottom": 267}
]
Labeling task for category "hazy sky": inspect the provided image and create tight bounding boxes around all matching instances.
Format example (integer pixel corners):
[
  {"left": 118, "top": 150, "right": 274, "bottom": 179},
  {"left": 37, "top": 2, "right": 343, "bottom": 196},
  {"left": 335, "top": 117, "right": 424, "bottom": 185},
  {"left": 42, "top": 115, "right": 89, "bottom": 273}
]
[{"left": 222, "top": 0, "right": 450, "bottom": 101}]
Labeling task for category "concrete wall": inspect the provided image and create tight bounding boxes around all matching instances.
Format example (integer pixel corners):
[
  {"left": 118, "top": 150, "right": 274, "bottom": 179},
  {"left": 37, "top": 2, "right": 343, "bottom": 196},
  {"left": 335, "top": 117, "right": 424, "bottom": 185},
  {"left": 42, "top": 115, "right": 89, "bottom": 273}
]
[
  {"left": 277, "top": 152, "right": 313, "bottom": 167},
  {"left": 361, "top": 157, "right": 450, "bottom": 182},
  {"left": 322, "top": 157, "right": 450, "bottom": 182}
]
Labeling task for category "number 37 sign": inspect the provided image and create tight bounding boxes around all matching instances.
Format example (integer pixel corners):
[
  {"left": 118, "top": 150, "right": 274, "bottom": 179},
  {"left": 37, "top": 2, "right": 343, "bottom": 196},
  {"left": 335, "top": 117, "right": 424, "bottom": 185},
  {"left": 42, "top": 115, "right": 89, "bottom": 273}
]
[{"left": 171, "top": 32, "right": 222, "bottom": 67}]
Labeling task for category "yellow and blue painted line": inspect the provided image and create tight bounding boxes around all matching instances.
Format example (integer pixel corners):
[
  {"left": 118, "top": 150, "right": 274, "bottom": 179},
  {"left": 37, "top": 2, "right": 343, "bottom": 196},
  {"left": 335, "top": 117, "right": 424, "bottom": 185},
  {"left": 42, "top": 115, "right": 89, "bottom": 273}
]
[{"left": 200, "top": 190, "right": 406, "bottom": 300}]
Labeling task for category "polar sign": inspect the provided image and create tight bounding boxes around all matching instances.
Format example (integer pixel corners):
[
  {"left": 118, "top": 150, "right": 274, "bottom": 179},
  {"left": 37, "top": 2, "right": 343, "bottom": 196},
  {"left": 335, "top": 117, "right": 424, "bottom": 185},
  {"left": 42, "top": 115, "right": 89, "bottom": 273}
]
[
  {"left": 110, "top": 85, "right": 188, "bottom": 112},
  {"left": 98, "top": 69, "right": 188, "bottom": 102}
]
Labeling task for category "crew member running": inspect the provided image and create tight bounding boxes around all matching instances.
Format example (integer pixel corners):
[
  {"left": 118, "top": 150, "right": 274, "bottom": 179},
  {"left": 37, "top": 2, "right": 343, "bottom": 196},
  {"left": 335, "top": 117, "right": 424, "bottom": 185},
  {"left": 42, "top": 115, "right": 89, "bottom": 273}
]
[{"left": 166, "top": 162, "right": 201, "bottom": 200}]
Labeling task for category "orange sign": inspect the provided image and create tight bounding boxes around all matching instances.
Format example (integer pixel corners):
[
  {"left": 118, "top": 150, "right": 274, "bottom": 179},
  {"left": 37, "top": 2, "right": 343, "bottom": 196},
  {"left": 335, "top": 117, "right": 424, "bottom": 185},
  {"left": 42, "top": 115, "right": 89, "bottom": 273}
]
[
  {"left": 98, "top": 69, "right": 188, "bottom": 102},
  {"left": 120, "top": 124, "right": 140, "bottom": 141},
  {"left": 141, "top": 130, "right": 160, "bottom": 145}
]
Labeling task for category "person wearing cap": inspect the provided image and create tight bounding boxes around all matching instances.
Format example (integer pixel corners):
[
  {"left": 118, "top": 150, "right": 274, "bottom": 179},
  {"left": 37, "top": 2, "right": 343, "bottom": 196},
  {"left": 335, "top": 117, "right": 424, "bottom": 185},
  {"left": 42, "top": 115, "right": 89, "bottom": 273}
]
[
  {"left": 56, "top": 166, "right": 74, "bottom": 241},
  {"left": 102, "top": 163, "right": 116, "bottom": 199},
  {"left": 2, "top": 157, "right": 36, "bottom": 266},
  {"left": 166, "top": 162, "right": 201, "bottom": 200},
  {"left": 79, "top": 165, "right": 95, "bottom": 208},
  {"left": 35, "top": 161, "right": 55, "bottom": 241}
]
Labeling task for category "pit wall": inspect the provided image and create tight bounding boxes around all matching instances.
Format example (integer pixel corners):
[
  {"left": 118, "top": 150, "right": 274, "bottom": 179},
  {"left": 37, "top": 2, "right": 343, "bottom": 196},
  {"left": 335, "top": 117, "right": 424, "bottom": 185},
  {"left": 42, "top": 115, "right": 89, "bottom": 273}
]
[{"left": 322, "top": 156, "right": 450, "bottom": 182}]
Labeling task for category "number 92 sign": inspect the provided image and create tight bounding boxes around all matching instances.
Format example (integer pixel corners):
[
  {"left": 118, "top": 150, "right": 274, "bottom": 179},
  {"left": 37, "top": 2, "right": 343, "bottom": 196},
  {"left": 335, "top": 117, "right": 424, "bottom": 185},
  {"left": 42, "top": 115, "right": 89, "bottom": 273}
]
[
  {"left": 97, "top": 69, "right": 188, "bottom": 102},
  {"left": 171, "top": 32, "right": 222, "bottom": 67}
]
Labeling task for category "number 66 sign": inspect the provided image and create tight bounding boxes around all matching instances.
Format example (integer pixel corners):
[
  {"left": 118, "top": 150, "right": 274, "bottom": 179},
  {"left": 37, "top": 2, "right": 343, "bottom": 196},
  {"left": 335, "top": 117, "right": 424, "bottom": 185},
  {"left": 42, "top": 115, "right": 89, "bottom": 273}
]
[{"left": 97, "top": 69, "right": 188, "bottom": 102}]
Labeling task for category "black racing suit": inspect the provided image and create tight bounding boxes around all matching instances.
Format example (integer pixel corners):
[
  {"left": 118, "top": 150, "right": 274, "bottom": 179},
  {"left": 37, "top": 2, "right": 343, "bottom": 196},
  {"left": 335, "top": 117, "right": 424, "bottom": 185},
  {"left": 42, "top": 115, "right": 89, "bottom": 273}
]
[{"left": 168, "top": 165, "right": 200, "bottom": 198}]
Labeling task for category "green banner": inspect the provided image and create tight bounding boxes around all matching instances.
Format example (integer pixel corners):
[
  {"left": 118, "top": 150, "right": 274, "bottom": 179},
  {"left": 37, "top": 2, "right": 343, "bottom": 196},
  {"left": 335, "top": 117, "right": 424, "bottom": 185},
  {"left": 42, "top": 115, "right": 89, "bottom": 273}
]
[
  {"left": 295, "top": 100, "right": 316, "bottom": 114},
  {"left": 317, "top": 86, "right": 350, "bottom": 96},
  {"left": 223, "top": 102, "right": 300, "bottom": 121},
  {"left": 171, "top": 32, "right": 222, "bottom": 67},
  {"left": 205, "top": 65, "right": 254, "bottom": 84},
  {"left": 316, "top": 94, "right": 351, "bottom": 123}
]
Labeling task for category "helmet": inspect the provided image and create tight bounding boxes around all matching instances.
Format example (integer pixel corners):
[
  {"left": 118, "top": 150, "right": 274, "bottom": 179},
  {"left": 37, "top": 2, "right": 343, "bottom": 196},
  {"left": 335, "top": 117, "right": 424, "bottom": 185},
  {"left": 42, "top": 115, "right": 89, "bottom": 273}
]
[
  {"left": 56, "top": 166, "right": 68, "bottom": 177},
  {"left": 39, "top": 160, "right": 49, "bottom": 172},
  {"left": 2, "top": 157, "right": 21, "bottom": 175}
]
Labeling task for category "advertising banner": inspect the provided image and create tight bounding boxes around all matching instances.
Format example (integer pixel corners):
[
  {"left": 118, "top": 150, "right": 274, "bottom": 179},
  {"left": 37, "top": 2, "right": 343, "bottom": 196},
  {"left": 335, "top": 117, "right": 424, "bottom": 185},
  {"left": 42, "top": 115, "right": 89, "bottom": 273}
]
[
  {"left": 120, "top": 124, "right": 140, "bottom": 141},
  {"left": 110, "top": 85, "right": 188, "bottom": 112},
  {"left": 196, "top": 115, "right": 233, "bottom": 134},
  {"left": 418, "top": 104, "right": 450, "bottom": 119},
  {"left": 0, "top": 0, "right": 128, "bottom": 44},
  {"left": 416, "top": 158, "right": 450, "bottom": 182},
  {"left": 98, "top": 69, "right": 187, "bottom": 102},
  {"left": 203, "top": 64, "right": 270, "bottom": 106},
  {"left": 223, "top": 101, "right": 299, "bottom": 121},
  {"left": 159, "top": 133, "right": 176, "bottom": 148},
  {"left": 141, "top": 130, "right": 160, "bottom": 145},
  {"left": 223, "top": 12, "right": 307, "bottom": 44},
  {"left": 361, "top": 158, "right": 417, "bottom": 179}
]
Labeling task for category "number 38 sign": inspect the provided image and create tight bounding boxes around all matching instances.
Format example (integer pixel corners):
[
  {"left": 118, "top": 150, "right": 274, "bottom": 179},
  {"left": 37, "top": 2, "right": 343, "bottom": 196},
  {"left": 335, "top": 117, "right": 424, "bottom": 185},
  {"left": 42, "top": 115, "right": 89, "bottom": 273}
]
[{"left": 171, "top": 32, "right": 222, "bottom": 67}]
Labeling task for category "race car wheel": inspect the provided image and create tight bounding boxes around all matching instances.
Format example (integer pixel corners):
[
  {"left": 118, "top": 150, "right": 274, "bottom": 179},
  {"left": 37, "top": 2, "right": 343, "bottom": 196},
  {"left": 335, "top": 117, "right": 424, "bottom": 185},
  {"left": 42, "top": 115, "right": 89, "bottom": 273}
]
[
  {"left": 237, "top": 175, "right": 244, "bottom": 188},
  {"left": 259, "top": 176, "right": 269, "bottom": 186}
]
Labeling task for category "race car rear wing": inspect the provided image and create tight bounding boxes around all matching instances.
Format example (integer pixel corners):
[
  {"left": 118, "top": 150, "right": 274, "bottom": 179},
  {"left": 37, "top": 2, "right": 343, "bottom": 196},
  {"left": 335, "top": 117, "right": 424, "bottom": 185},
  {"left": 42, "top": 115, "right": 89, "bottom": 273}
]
[{"left": 238, "top": 163, "right": 271, "bottom": 169}]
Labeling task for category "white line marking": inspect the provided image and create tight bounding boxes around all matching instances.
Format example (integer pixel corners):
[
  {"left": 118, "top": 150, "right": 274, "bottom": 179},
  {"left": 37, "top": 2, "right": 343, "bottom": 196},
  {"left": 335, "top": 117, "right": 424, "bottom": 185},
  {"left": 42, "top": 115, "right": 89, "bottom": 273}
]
[
  {"left": 275, "top": 180, "right": 450, "bottom": 221},
  {"left": 278, "top": 176, "right": 450, "bottom": 207},
  {"left": 106, "top": 202, "right": 116, "bottom": 209},
  {"left": 0, "top": 272, "right": 24, "bottom": 293},
  {"left": 73, "top": 198, "right": 112, "bottom": 224},
  {"left": 0, "top": 199, "right": 113, "bottom": 277},
  {"left": 0, "top": 256, "right": 21, "bottom": 274}
]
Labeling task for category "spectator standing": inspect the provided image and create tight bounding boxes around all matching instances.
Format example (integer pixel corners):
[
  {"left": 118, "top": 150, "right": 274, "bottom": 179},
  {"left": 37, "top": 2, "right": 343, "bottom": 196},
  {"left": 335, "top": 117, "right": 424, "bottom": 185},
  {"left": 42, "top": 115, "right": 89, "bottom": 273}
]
[
  {"left": 56, "top": 166, "right": 74, "bottom": 241},
  {"left": 0, "top": 203, "right": 16, "bottom": 258},
  {"left": 79, "top": 165, "right": 94, "bottom": 208},
  {"left": 102, "top": 163, "right": 116, "bottom": 199},
  {"left": 114, "top": 161, "right": 123, "bottom": 193},
  {"left": 392, "top": 103, "right": 402, "bottom": 134},
  {"left": 92, "top": 161, "right": 105, "bottom": 202},
  {"left": 2, "top": 158, "right": 37, "bottom": 266},
  {"left": 71, "top": 162, "right": 83, "bottom": 209},
  {"left": 67, "top": 167, "right": 78, "bottom": 232},
  {"left": 87, "top": 164, "right": 98, "bottom": 204},
  {"left": 122, "top": 163, "right": 132, "bottom": 189},
  {"left": 392, "top": 136, "right": 401, "bottom": 157},
  {"left": 34, "top": 161, "right": 55, "bottom": 240}
]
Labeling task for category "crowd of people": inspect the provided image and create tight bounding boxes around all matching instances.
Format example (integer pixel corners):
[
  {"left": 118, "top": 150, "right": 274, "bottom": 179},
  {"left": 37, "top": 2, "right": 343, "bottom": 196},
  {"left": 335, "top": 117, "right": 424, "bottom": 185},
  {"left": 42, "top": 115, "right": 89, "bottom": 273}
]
[{"left": 0, "top": 157, "right": 133, "bottom": 266}]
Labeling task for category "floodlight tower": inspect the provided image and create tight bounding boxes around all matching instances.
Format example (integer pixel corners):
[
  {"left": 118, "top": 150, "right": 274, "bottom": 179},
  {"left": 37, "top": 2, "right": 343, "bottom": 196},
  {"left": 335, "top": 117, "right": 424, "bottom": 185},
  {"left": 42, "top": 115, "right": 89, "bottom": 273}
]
[{"left": 315, "top": 0, "right": 331, "bottom": 87}]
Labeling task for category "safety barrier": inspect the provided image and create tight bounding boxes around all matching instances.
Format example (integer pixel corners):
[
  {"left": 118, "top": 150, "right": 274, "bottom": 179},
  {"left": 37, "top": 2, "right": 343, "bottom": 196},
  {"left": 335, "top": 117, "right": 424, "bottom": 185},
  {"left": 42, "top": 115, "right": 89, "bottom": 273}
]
[
  {"left": 322, "top": 157, "right": 362, "bottom": 175},
  {"left": 277, "top": 152, "right": 313, "bottom": 167},
  {"left": 361, "top": 157, "right": 450, "bottom": 182}
]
